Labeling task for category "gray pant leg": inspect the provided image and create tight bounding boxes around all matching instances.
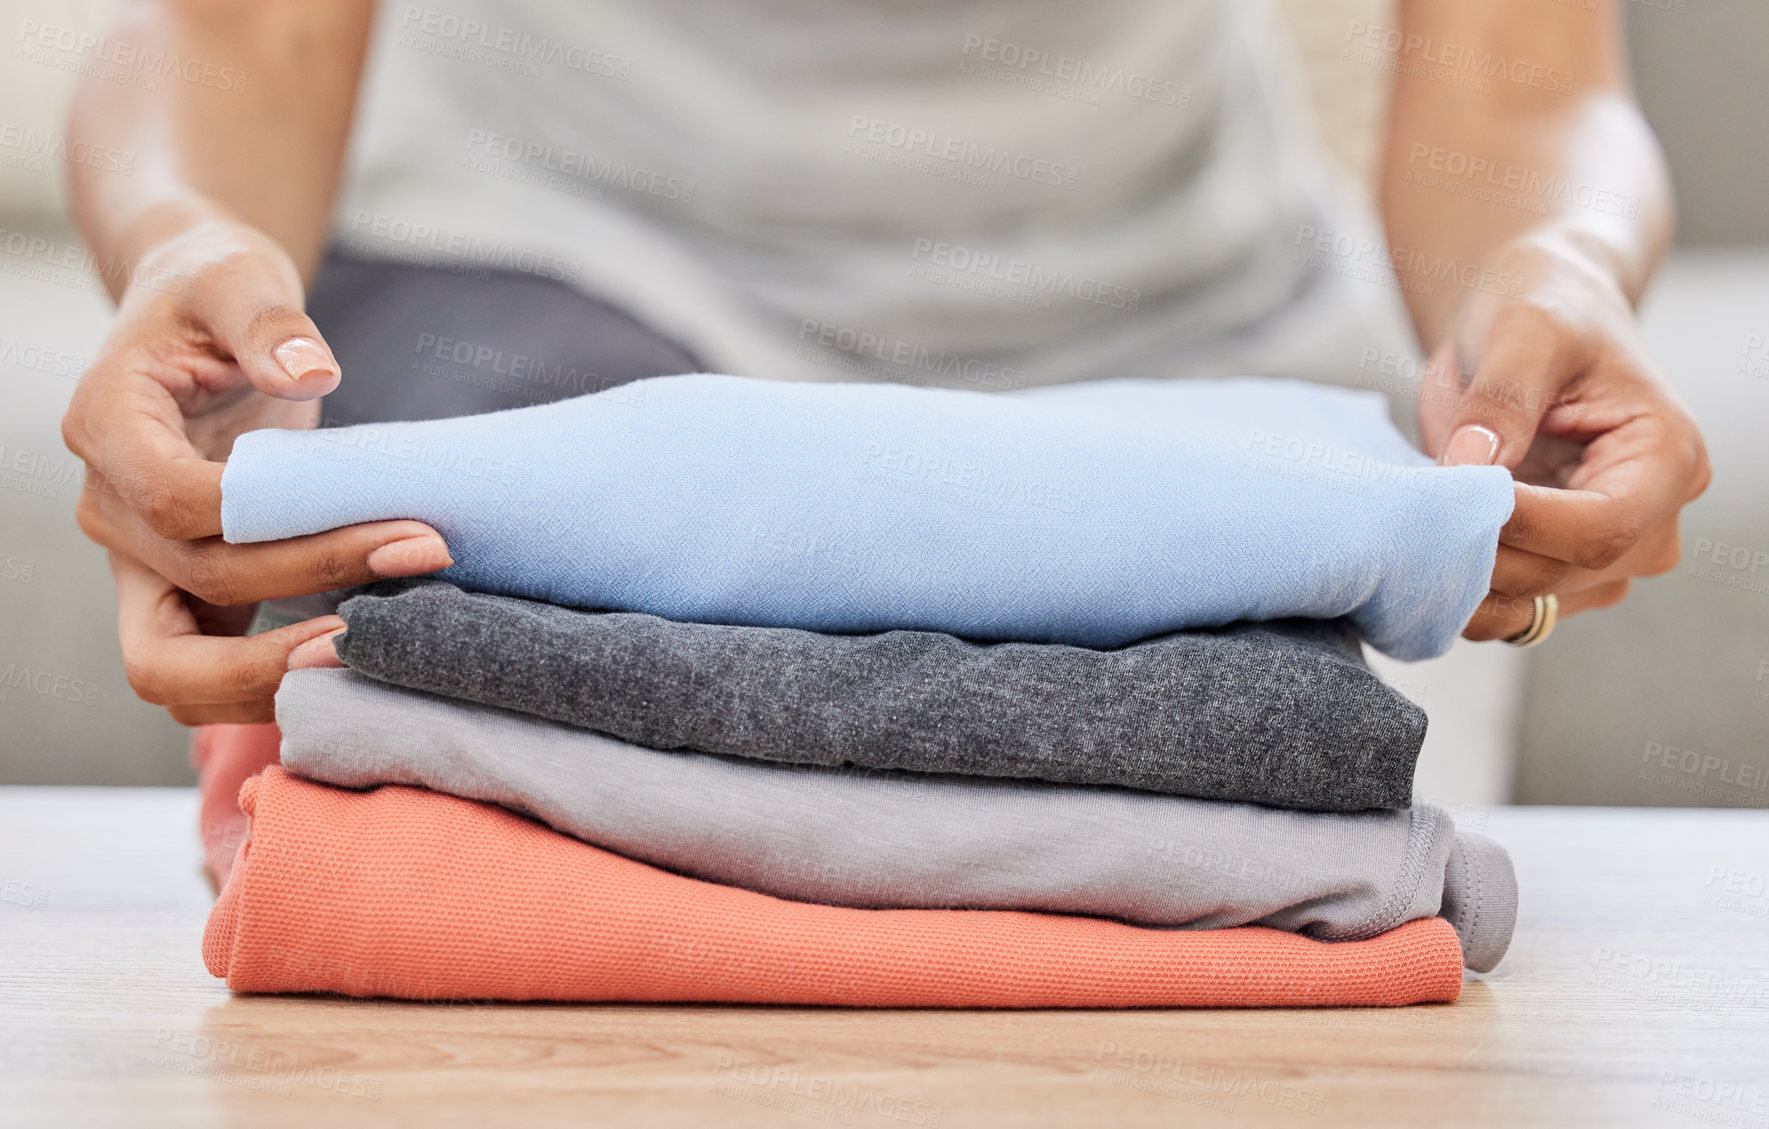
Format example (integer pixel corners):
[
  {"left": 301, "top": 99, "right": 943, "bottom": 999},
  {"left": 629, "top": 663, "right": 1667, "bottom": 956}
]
[
  {"left": 254, "top": 255, "right": 701, "bottom": 629},
  {"left": 307, "top": 252, "right": 701, "bottom": 426}
]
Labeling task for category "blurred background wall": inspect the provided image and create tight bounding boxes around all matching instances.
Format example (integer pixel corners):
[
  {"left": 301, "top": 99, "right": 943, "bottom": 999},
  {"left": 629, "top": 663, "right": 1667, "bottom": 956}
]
[
  {"left": 2, "top": 0, "right": 1764, "bottom": 797},
  {"left": 0, "top": 0, "right": 191, "bottom": 784}
]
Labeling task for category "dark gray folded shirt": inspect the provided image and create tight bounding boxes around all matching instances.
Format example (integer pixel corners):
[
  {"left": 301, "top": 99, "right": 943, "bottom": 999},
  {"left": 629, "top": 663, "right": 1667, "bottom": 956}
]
[{"left": 335, "top": 580, "right": 1426, "bottom": 810}]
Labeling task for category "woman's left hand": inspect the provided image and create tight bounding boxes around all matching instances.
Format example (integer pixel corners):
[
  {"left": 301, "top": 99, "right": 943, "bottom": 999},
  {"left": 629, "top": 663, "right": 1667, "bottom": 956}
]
[{"left": 1417, "top": 226, "right": 1711, "bottom": 642}]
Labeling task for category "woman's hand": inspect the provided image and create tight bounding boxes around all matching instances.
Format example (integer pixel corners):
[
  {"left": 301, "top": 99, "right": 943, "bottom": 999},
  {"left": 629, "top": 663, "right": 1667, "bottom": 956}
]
[
  {"left": 63, "top": 218, "right": 450, "bottom": 723},
  {"left": 1420, "top": 227, "right": 1710, "bottom": 642}
]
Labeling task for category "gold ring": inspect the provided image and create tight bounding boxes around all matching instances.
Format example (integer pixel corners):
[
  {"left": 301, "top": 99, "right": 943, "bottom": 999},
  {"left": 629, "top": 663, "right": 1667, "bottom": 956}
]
[{"left": 1505, "top": 593, "right": 1559, "bottom": 648}]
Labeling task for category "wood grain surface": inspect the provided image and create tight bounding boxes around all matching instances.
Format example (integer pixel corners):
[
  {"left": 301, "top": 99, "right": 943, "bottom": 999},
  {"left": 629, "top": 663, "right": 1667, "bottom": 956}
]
[{"left": 3, "top": 788, "right": 1766, "bottom": 1128}]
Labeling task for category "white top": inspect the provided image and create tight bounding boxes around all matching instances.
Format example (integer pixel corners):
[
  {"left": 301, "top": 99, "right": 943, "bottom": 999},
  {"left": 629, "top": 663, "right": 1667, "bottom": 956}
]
[{"left": 336, "top": 0, "right": 1417, "bottom": 393}]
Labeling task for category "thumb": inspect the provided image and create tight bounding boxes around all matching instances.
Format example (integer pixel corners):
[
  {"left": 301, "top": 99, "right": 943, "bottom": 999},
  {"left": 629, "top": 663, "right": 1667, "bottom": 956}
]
[
  {"left": 1435, "top": 316, "right": 1568, "bottom": 470},
  {"left": 190, "top": 251, "right": 341, "bottom": 402}
]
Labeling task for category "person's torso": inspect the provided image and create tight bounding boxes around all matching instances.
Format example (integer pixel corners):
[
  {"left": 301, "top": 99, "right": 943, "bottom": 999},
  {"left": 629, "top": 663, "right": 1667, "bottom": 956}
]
[{"left": 340, "top": 0, "right": 1370, "bottom": 388}]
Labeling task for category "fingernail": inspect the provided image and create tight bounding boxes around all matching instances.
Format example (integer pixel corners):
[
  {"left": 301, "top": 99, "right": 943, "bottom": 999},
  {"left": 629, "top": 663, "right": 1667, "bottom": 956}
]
[
  {"left": 1441, "top": 425, "right": 1501, "bottom": 467},
  {"left": 366, "top": 535, "right": 453, "bottom": 578},
  {"left": 272, "top": 337, "right": 337, "bottom": 383},
  {"left": 287, "top": 628, "right": 346, "bottom": 671}
]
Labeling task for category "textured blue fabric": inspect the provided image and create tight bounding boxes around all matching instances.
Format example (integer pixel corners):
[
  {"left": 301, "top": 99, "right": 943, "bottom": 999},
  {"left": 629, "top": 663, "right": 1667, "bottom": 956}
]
[{"left": 221, "top": 375, "right": 1514, "bottom": 659}]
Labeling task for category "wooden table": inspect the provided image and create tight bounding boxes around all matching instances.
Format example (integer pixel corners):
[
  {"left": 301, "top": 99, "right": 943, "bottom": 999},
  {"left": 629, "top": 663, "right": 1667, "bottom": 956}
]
[{"left": 3, "top": 788, "right": 1766, "bottom": 1128}]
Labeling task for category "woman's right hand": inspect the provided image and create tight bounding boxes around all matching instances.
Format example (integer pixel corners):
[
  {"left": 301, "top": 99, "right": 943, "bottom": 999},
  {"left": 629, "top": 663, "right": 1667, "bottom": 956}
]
[{"left": 63, "top": 218, "right": 452, "bottom": 724}]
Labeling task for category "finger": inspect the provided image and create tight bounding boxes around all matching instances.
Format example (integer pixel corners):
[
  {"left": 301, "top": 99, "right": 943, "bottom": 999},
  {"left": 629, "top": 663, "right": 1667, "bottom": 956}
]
[
  {"left": 1499, "top": 423, "right": 1692, "bottom": 571},
  {"left": 63, "top": 356, "right": 230, "bottom": 539},
  {"left": 1489, "top": 545, "right": 1574, "bottom": 599},
  {"left": 81, "top": 455, "right": 226, "bottom": 542},
  {"left": 1491, "top": 513, "right": 1684, "bottom": 597},
  {"left": 168, "top": 701, "right": 278, "bottom": 726},
  {"left": 86, "top": 487, "right": 450, "bottom": 605},
  {"left": 1461, "top": 580, "right": 1631, "bottom": 643},
  {"left": 287, "top": 627, "right": 347, "bottom": 671},
  {"left": 112, "top": 552, "right": 348, "bottom": 705},
  {"left": 128, "top": 614, "right": 345, "bottom": 706},
  {"left": 154, "top": 523, "right": 451, "bottom": 607},
  {"left": 187, "top": 256, "right": 341, "bottom": 401},
  {"left": 1434, "top": 307, "right": 1583, "bottom": 470},
  {"left": 1489, "top": 545, "right": 1631, "bottom": 600}
]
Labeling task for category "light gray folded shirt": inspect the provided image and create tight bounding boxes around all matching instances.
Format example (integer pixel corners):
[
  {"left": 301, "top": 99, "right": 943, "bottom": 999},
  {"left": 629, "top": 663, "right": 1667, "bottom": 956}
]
[{"left": 276, "top": 669, "right": 1517, "bottom": 971}]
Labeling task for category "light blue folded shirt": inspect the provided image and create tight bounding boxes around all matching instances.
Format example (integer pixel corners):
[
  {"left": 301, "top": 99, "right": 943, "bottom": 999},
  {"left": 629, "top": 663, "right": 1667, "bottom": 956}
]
[{"left": 221, "top": 374, "right": 1514, "bottom": 660}]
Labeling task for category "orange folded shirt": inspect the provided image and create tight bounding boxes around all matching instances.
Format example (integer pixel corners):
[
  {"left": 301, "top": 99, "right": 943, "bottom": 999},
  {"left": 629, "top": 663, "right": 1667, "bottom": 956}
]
[{"left": 206, "top": 766, "right": 1465, "bottom": 1008}]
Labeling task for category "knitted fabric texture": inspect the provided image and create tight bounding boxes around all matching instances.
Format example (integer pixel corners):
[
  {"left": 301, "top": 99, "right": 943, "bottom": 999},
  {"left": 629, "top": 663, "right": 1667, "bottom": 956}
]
[
  {"left": 220, "top": 375, "right": 1514, "bottom": 661},
  {"left": 333, "top": 580, "right": 1425, "bottom": 810},
  {"left": 205, "top": 767, "right": 1467, "bottom": 1006}
]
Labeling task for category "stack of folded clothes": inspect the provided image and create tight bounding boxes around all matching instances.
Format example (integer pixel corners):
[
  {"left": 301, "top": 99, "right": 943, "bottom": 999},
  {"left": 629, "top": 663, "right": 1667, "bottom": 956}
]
[{"left": 199, "top": 374, "right": 1521, "bottom": 1008}]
